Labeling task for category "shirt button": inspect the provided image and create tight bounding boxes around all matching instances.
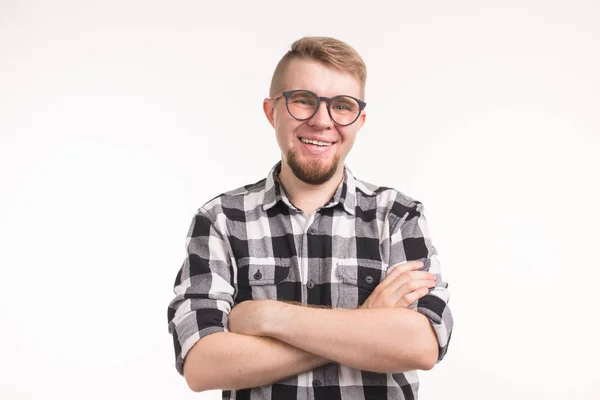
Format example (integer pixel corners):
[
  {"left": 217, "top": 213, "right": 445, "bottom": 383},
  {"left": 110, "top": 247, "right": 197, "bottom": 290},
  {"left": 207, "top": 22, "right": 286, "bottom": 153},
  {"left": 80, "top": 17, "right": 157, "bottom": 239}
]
[
  {"left": 313, "top": 379, "right": 322, "bottom": 387},
  {"left": 365, "top": 275, "right": 374, "bottom": 284},
  {"left": 253, "top": 270, "right": 262, "bottom": 280},
  {"left": 308, "top": 228, "right": 317, "bottom": 235},
  {"left": 307, "top": 280, "right": 315, "bottom": 289}
]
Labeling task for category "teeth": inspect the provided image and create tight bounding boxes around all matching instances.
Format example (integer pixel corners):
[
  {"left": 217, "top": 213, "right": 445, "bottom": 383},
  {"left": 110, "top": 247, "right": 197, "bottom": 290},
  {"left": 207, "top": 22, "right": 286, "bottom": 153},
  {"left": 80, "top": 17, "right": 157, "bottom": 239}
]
[{"left": 300, "top": 138, "right": 332, "bottom": 147}]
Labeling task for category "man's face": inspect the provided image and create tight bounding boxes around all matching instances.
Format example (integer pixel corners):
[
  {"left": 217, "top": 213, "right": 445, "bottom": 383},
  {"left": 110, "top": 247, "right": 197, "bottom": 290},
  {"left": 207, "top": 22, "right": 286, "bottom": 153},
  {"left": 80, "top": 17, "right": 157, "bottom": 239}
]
[{"left": 264, "top": 59, "right": 366, "bottom": 185}]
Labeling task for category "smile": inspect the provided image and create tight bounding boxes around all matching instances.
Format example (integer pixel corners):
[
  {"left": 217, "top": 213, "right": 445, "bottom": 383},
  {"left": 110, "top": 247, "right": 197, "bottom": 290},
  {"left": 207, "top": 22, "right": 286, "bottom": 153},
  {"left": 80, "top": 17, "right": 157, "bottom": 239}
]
[{"left": 299, "top": 138, "right": 333, "bottom": 147}]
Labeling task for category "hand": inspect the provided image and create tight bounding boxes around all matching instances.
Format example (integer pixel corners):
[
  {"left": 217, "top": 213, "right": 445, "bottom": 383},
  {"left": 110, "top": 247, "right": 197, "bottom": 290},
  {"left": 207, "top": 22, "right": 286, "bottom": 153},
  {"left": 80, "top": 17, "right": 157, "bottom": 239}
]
[
  {"left": 360, "top": 260, "right": 437, "bottom": 309},
  {"left": 228, "top": 299, "right": 281, "bottom": 336}
]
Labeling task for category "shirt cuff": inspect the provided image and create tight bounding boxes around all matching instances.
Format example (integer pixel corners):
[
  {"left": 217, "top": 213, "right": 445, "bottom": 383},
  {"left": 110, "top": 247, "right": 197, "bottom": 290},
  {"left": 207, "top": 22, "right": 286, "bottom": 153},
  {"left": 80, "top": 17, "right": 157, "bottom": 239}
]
[
  {"left": 416, "top": 294, "right": 453, "bottom": 363},
  {"left": 171, "top": 308, "right": 228, "bottom": 375}
]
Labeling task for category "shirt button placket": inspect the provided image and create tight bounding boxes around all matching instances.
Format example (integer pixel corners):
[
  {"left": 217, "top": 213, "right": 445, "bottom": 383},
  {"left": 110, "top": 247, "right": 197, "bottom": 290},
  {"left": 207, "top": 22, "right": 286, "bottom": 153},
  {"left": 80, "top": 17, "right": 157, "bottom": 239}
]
[
  {"left": 306, "top": 224, "right": 317, "bottom": 294},
  {"left": 304, "top": 217, "right": 319, "bottom": 307},
  {"left": 307, "top": 218, "right": 323, "bottom": 396}
]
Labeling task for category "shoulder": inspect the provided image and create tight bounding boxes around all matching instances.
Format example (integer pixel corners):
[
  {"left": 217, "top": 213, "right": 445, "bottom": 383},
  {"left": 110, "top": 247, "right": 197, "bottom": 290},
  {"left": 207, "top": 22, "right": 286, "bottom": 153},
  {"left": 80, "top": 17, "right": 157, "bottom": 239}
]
[
  {"left": 196, "top": 178, "right": 268, "bottom": 223},
  {"left": 353, "top": 176, "right": 423, "bottom": 222}
]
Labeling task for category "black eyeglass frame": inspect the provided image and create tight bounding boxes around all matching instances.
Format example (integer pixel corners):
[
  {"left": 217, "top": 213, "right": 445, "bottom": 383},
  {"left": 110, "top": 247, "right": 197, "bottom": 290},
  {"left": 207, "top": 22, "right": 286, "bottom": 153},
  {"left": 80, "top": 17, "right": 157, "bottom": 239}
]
[{"left": 272, "top": 89, "right": 367, "bottom": 127}]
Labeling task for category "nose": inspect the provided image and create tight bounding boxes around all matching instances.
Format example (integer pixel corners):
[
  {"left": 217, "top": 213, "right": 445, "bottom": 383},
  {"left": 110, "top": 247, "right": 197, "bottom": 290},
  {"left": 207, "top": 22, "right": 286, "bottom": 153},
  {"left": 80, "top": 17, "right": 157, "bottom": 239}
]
[{"left": 308, "top": 100, "right": 333, "bottom": 129}]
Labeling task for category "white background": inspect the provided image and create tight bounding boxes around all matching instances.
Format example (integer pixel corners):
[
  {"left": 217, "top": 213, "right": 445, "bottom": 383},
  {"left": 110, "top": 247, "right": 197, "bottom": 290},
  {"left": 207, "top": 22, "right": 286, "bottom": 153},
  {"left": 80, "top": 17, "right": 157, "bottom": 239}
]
[{"left": 1, "top": 1, "right": 599, "bottom": 399}]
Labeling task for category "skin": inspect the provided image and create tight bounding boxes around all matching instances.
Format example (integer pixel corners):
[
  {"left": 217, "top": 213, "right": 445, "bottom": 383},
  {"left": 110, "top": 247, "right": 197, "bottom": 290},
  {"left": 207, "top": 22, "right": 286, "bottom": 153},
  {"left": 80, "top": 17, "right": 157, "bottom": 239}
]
[
  {"left": 183, "top": 60, "right": 439, "bottom": 392},
  {"left": 263, "top": 58, "right": 366, "bottom": 216},
  {"left": 227, "top": 262, "right": 438, "bottom": 373},
  {"left": 184, "top": 262, "right": 437, "bottom": 392}
]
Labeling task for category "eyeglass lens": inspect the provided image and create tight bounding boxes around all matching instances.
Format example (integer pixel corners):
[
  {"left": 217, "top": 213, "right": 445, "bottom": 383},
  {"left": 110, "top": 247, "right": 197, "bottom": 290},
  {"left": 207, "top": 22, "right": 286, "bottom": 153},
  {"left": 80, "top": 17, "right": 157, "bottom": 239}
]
[{"left": 286, "top": 91, "right": 361, "bottom": 126}]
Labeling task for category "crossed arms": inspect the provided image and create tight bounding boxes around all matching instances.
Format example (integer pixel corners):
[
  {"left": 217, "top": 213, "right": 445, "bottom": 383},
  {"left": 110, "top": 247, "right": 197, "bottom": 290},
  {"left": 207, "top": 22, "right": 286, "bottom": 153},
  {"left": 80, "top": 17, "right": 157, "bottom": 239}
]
[
  {"left": 183, "top": 271, "right": 439, "bottom": 392},
  {"left": 167, "top": 203, "right": 453, "bottom": 392}
]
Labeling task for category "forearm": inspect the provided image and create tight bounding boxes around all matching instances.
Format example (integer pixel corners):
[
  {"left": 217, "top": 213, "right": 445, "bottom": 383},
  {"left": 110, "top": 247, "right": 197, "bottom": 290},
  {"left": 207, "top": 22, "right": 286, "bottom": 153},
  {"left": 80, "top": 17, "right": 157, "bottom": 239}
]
[
  {"left": 263, "top": 303, "right": 438, "bottom": 373},
  {"left": 183, "top": 331, "right": 330, "bottom": 392}
]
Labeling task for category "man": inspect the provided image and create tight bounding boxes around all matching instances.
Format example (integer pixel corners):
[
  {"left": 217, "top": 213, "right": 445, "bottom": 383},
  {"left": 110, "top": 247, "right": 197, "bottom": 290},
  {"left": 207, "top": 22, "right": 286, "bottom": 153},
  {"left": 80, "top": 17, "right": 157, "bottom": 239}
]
[{"left": 167, "top": 36, "right": 453, "bottom": 400}]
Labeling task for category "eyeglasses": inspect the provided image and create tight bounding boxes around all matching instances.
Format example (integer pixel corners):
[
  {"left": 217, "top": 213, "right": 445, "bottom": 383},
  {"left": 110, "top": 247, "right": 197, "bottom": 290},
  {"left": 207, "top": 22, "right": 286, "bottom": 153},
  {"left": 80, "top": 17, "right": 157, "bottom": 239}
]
[{"left": 271, "top": 89, "right": 366, "bottom": 127}]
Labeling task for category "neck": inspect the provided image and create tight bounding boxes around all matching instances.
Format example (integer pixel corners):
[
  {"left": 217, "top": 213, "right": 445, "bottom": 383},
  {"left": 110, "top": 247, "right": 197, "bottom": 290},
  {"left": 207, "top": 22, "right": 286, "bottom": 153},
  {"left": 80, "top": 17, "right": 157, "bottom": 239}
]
[{"left": 278, "top": 161, "right": 344, "bottom": 216}]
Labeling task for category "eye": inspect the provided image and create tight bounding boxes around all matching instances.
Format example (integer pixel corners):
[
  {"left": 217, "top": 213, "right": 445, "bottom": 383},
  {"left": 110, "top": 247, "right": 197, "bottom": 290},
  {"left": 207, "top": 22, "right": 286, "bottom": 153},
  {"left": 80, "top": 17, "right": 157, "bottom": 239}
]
[
  {"left": 332, "top": 100, "right": 357, "bottom": 112},
  {"left": 333, "top": 103, "right": 351, "bottom": 110},
  {"left": 289, "top": 92, "right": 317, "bottom": 107}
]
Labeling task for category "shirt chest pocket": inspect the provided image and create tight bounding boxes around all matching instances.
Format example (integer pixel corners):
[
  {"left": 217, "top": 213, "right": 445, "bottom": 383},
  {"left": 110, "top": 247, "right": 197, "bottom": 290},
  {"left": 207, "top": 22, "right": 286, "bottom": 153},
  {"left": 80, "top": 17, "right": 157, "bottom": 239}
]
[
  {"left": 235, "top": 260, "right": 292, "bottom": 304},
  {"left": 334, "top": 260, "right": 386, "bottom": 309}
]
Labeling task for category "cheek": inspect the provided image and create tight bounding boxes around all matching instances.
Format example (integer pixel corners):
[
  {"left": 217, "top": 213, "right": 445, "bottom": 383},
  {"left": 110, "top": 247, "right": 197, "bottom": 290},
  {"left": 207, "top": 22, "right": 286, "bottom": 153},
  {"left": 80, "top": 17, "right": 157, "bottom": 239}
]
[
  {"left": 274, "top": 129, "right": 287, "bottom": 152},
  {"left": 275, "top": 118, "right": 301, "bottom": 140},
  {"left": 339, "top": 129, "right": 358, "bottom": 151},
  {"left": 274, "top": 120, "right": 298, "bottom": 150}
]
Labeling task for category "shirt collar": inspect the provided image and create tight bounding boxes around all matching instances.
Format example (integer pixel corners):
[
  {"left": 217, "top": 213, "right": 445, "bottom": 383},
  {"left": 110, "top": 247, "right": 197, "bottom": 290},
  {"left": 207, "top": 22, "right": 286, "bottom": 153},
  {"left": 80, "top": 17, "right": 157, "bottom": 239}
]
[{"left": 263, "top": 161, "right": 356, "bottom": 215}]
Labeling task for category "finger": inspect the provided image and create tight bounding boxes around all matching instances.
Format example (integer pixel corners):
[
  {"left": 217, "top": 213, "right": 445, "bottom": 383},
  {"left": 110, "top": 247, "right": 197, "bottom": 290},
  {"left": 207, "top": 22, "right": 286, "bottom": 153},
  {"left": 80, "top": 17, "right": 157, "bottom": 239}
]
[
  {"left": 389, "top": 260, "right": 424, "bottom": 274},
  {"left": 384, "top": 271, "right": 437, "bottom": 292},
  {"left": 394, "top": 286, "right": 430, "bottom": 308},
  {"left": 392, "top": 279, "right": 436, "bottom": 300},
  {"left": 407, "top": 271, "right": 437, "bottom": 281},
  {"left": 381, "top": 261, "right": 424, "bottom": 287},
  {"left": 374, "top": 278, "right": 435, "bottom": 309}
]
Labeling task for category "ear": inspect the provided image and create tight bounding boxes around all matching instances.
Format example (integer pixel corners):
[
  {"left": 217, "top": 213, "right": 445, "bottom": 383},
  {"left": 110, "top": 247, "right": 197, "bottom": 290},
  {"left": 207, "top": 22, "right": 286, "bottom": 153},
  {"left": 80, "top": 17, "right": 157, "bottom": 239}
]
[
  {"left": 263, "top": 98, "right": 275, "bottom": 128},
  {"left": 358, "top": 108, "right": 367, "bottom": 129}
]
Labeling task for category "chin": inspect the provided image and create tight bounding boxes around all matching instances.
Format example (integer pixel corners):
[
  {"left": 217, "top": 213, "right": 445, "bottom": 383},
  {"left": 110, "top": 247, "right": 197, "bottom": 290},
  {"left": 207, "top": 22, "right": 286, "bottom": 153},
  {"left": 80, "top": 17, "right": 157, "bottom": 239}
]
[{"left": 287, "top": 151, "right": 340, "bottom": 185}]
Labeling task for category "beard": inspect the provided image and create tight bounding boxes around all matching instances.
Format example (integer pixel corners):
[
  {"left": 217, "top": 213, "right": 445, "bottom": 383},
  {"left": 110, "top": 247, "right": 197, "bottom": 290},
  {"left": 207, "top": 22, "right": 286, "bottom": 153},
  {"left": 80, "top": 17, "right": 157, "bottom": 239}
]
[{"left": 286, "top": 149, "right": 340, "bottom": 185}]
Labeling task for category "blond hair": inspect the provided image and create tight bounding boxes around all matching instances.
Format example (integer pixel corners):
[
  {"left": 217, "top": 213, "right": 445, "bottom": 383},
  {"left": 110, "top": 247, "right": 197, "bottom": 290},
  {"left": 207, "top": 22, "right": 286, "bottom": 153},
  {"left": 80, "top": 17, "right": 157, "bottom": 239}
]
[{"left": 269, "top": 37, "right": 367, "bottom": 98}]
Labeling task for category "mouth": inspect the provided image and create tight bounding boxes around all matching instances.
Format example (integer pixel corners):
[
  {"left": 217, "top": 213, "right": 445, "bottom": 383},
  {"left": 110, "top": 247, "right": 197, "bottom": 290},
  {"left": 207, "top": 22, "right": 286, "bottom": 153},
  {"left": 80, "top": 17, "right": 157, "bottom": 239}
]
[{"left": 299, "top": 137, "right": 334, "bottom": 147}]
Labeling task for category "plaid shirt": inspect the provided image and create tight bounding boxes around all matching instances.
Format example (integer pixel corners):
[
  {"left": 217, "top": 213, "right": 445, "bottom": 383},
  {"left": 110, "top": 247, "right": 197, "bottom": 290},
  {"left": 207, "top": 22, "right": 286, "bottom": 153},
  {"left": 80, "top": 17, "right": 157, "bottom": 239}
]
[{"left": 167, "top": 162, "right": 453, "bottom": 400}]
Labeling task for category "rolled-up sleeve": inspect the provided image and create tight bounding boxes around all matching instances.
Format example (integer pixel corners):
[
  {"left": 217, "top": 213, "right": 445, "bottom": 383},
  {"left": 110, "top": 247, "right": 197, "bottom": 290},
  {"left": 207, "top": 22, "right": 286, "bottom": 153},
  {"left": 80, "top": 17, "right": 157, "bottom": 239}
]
[
  {"left": 167, "top": 209, "right": 235, "bottom": 375},
  {"left": 388, "top": 200, "right": 453, "bottom": 363}
]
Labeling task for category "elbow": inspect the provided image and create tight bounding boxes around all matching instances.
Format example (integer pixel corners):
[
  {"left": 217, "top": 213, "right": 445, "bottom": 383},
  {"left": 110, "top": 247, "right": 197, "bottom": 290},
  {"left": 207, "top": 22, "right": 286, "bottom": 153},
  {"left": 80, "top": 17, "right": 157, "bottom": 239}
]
[
  {"left": 185, "top": 378, "right": 203, "bottom": 393},
  {"left": 182, "top": 332, "right": 230, "bottom": 392},
  {"left": 389, "top": 344, "right": 437, "bottom": 373},
  {"left": 392, "top": 318, "right": 439, "bottom": 372},
  {"left": 183, "top": 343, "right": 216, "bottom": 393},
  {"left": 415, "top": 315, "right": 440, "bottom": 371},
  {"left": 417, "top": 345, "right": 438, "bottom": 371},
  {"left": 415, "top": 335, "right": 439, "bottom": 371},
  {"left": 184, "top": 360, "right": 207, "bottom": 393}
]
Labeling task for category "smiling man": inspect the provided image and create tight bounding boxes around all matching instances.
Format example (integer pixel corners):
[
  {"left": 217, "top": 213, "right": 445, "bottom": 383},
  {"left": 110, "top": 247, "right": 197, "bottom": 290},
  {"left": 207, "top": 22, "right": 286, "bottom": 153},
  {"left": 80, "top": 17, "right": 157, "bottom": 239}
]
[{"left": 167, "top": 37, "right": 453, "bottom": 400}]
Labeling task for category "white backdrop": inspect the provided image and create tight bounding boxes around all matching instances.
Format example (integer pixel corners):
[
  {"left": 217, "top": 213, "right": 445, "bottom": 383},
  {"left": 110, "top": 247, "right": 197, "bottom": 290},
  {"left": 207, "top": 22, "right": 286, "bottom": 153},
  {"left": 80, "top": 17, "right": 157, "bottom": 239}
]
[{"left": 1, "top": 1, "right": 599, "bottom": 399}]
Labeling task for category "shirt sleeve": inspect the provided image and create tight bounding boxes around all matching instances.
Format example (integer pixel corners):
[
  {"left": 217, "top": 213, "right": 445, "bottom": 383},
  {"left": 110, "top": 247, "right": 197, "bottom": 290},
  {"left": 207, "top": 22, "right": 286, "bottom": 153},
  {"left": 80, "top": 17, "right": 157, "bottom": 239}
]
[
  {"left": 388, "top": 200, "right": 453, "bottom": 363},
  {"left": 167, "top": 209, "right": 235, "bottom": 375}
]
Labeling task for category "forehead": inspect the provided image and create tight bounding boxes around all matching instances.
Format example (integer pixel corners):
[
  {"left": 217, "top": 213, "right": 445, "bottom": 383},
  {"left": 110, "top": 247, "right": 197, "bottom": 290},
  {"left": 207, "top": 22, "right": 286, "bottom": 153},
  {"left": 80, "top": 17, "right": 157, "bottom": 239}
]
[{"left": 283, "top": 58, "right": 362, "bottom": 98}]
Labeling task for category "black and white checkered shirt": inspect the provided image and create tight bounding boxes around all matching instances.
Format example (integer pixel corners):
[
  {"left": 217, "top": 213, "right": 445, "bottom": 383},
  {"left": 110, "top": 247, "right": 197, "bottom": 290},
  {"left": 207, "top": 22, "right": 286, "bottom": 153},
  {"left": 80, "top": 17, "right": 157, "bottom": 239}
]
[{"left": 167, "top": 162, "right": 453, "bottom": 400}]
